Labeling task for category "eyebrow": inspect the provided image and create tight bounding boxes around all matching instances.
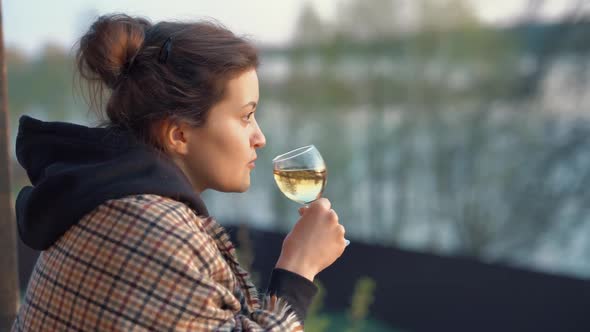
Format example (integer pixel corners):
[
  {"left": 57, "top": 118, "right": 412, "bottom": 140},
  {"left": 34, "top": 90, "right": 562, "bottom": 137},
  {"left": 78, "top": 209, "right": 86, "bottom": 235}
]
[{"left": 241, "top": 101, "right": 257, "bottom": 109}]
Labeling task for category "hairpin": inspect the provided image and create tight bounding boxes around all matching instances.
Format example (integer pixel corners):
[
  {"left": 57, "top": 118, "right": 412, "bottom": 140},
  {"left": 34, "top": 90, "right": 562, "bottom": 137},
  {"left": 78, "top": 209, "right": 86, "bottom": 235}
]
[{"left": 158, "top": 37, "right": 173, "bottom": 64}]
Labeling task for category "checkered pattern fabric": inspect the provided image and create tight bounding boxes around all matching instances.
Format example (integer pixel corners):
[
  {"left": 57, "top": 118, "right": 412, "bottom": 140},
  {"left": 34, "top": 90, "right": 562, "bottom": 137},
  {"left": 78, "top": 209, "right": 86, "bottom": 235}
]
[{"left": 12, "top": 194, "right": 302, "bottom": 331}]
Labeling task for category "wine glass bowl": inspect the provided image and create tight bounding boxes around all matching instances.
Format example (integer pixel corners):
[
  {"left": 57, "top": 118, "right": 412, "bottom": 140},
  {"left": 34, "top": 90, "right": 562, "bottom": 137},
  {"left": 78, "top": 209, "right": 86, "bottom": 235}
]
[{"left": 272, "top": 145, "right": 327, "bottom": 204}]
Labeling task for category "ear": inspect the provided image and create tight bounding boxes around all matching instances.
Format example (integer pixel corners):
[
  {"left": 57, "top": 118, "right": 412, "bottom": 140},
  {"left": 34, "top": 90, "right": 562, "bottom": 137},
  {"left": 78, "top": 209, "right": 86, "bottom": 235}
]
[{"left": 160, "top": 120, "right": 191, "bottom": 156}]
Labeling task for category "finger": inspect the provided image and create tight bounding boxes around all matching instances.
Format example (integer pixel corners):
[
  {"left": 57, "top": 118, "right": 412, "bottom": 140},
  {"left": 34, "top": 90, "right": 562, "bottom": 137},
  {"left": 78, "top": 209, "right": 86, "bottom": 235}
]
[
  {"left": 326, "top": 209, "right": 339, "bottom": 224},
  {"left": 298, "top": 205, "right": 309, "bottom": 216},
  {"left": 338, "top": 224, "right": 346, "bottom": 236},
  {"left": 312, "top": 197, "right": 331, "bottom": 211}
]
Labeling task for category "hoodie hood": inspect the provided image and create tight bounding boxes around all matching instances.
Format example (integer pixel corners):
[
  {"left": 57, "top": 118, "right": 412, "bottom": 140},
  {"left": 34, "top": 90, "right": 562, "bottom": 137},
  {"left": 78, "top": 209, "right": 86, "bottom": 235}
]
[{"left": 15, "top": 115, "right": 209, "bottom": 250}]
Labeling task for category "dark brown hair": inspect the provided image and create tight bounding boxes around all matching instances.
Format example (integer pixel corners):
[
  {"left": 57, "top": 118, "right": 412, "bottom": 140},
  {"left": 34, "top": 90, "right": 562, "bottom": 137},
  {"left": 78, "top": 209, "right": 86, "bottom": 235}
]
[{"left": 76, "top": 13, "right": 259, "bottom": 150}]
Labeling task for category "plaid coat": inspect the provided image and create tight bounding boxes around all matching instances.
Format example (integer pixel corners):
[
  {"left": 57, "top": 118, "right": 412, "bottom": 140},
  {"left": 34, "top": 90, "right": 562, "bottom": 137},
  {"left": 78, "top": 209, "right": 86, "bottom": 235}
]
[{"left": 12, "top": 194, "right": 304, "bottom": 331}]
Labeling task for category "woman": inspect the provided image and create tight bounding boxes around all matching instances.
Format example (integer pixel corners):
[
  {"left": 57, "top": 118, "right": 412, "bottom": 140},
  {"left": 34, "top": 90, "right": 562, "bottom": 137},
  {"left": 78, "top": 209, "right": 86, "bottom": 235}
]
[{"left": 13, "top": 14, "right": 346, "bottom": 331}]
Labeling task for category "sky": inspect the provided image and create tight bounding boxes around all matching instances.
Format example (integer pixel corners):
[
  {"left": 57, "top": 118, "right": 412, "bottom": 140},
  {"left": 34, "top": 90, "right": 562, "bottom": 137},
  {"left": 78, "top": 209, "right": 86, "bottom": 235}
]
[{"left": 2, "top": 0, "right": 577, "bottom": 55}]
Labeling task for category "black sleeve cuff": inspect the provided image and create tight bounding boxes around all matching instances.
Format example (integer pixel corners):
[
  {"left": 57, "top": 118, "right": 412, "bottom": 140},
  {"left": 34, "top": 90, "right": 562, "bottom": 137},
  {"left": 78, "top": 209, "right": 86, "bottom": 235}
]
[{"left": 266, "top": 268, "right": 318, "bottom": 322}]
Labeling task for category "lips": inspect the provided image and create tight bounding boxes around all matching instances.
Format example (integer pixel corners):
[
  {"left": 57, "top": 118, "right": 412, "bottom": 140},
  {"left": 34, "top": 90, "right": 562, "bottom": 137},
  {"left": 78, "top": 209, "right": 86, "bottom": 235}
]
[{"left": 248, "top": 157, "right": 257, "bottom": 168}]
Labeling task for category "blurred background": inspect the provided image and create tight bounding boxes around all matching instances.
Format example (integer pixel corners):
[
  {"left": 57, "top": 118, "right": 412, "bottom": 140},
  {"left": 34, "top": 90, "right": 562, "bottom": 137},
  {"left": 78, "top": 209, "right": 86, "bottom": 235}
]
[{"left": 3, "top": 0, "right": 590, "bottom": 331}]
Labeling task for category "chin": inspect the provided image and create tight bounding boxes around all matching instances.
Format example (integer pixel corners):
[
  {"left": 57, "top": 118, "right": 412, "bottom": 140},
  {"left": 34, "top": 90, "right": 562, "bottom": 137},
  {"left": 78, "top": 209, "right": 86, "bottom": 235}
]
[
  {"left": 236, "top": 181, "right": 251, "bottom": 193},
  {"left": 216, "top": 179, "right": 251, "bottom": 193},
  {"left": 226, "top": 185, "right": 250, "bottom": 193}
]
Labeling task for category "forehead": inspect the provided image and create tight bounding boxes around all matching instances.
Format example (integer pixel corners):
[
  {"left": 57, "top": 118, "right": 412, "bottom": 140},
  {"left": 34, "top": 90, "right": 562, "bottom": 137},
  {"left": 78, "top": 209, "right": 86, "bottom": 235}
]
[{"left": 223, "top": 68, "right": 259, "bottom": 103}]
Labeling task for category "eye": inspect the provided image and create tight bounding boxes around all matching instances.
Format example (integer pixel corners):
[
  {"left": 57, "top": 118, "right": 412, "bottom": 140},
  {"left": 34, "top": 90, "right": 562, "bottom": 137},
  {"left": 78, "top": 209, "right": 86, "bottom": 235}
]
[{"left": 242, "top": 111, "right": 255, "bottom": 123}]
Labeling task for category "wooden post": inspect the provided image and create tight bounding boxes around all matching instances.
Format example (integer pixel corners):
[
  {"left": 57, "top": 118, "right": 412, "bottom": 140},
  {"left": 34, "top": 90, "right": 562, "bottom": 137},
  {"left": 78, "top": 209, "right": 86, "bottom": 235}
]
[{"left": 0, "top": 0, "right": 20, "bottom": 329}]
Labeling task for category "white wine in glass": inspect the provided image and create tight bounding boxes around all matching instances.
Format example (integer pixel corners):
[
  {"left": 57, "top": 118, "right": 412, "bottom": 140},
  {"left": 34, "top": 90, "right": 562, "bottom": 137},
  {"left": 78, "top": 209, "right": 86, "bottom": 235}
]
[
  {"left": 272, "top": 145, "right": 349, "bottom": 246},
  {"left": 273, "top": 168, "right": 327, "bottom": 204}
]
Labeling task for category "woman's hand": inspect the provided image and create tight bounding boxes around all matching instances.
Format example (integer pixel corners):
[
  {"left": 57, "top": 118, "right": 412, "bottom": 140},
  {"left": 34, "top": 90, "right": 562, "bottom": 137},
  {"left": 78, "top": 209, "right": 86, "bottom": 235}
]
[{"left": 275, "top": 198, "right": 347, "bottom": 282}]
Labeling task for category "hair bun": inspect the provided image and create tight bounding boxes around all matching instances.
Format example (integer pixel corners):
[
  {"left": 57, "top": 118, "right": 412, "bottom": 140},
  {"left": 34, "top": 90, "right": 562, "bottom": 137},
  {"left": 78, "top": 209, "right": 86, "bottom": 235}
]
[{"left": 76, "top": 14, "right": 151, "bottom": 89}]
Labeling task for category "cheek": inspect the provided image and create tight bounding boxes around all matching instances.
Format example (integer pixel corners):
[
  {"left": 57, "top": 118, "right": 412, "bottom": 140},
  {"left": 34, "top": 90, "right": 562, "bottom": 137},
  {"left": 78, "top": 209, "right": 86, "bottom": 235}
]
[
  {"left": 206, "top": 124, "right": 251, "bottom": 170},
  {"left": 219, "top": 124, "right": 251, "bottom": 155},
  {"left": 207, "top": 128, "right": 252, "bottom": 191}
]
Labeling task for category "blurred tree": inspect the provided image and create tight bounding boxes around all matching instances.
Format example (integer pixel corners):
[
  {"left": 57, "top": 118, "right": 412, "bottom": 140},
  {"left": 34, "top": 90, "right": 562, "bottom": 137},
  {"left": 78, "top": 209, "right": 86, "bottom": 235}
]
[
  {"left": 334, "top": 0, "right": 397, "bottom": 41},
  {"left": 293, "top": 2, "right": 328, "bottom": 46},
  {"left": 270, "top": 0, "right": 590, "bottom": 277},
  {"left": 515, "top": 0, "right": 590, "bottom": 98},
  {"left": 7, "top": 43, "right": 76, "bottom": 123}
]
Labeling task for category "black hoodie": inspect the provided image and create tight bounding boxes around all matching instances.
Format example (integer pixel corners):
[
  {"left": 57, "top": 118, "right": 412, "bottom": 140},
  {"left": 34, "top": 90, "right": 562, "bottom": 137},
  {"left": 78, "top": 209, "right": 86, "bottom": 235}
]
[
  {"left": 14, "top": 115, "right": 317, "bottom": 321},
  {"left": 15, "top": 115, "right": 209, "bottom": 251}
]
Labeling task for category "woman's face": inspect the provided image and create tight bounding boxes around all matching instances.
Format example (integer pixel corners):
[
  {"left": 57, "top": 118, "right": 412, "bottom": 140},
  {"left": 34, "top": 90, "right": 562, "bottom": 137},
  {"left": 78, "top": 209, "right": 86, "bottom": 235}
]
[{"left": 171, "top": 68, "right": 266, "bottom": 193}]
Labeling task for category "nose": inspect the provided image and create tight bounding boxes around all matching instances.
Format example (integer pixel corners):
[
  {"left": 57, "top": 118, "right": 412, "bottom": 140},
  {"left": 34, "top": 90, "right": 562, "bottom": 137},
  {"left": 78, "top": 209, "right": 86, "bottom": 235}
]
[{"left": 251, "top": 120, "right": 266, "bottom": 149}]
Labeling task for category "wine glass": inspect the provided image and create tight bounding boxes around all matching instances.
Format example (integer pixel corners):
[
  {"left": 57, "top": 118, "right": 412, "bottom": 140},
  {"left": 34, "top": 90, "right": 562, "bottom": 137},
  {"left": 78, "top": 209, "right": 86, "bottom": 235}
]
[{"left": 272, "top": 145, "right": 350, "bottom": 246}]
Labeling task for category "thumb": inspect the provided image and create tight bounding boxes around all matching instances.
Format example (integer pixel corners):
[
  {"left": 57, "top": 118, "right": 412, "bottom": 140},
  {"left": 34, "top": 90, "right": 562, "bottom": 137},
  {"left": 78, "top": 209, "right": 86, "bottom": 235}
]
[{"left": 298, "top": 205, "right": 309, "bottom": 216}]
